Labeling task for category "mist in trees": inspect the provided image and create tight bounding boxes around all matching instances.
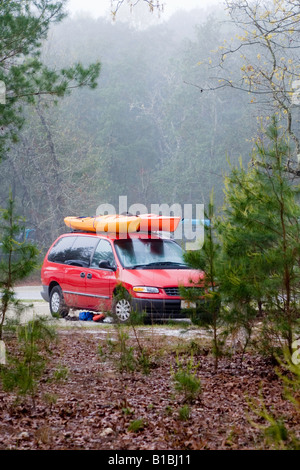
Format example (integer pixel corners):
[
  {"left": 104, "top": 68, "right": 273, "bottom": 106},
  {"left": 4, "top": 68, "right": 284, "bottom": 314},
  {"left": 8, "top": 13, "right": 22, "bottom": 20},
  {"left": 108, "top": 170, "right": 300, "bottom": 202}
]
[{"left": 0, "top": 4, "right": 265, "bottom": 249}]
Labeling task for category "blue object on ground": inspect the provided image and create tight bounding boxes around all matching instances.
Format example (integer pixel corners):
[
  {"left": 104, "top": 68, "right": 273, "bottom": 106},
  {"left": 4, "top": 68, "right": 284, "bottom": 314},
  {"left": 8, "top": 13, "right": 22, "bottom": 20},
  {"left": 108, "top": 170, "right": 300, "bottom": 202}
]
[{"left": 79, "top": 311, "right": 94, "bottom": 321}]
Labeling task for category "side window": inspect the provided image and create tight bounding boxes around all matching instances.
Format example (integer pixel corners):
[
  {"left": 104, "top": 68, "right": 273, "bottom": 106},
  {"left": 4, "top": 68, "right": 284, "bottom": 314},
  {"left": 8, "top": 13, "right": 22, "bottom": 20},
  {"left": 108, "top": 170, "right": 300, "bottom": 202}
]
[
  {"left": 48, "top": 236, "right": 77, "bottom": 263},
  {"left": 90, "top": 240, "right": 116, "bottom": 269},
  {"left": 48, "top": 236, "right": 98, "bottom": 265},
  {"left": 68, "top": 236, "right": 99, "bottom": 265}
]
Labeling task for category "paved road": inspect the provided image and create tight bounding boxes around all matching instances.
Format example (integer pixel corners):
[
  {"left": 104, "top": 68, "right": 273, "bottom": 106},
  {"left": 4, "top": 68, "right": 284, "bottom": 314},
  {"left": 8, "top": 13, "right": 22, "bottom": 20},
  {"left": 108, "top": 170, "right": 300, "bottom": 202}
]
[{"left": 14, "top": 286, "right": 43, "bottom": 301}]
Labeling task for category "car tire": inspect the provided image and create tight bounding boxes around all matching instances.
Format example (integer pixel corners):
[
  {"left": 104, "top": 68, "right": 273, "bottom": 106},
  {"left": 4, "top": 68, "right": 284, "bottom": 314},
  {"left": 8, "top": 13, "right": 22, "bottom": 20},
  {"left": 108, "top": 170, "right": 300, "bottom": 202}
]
[
  {"left": 49, "top": 285, "right": 69, "bottom": 318},
  {"left": 112, "top": 292, "right": 132, "bottom": 323}
]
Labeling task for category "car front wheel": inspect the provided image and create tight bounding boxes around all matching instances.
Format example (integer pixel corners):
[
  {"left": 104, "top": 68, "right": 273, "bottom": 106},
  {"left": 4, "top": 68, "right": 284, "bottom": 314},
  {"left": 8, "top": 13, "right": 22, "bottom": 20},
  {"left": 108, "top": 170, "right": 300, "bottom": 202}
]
[
  {"left": 49, "top": 285, "right": 69, "bottom": 318},
  {"left": 112, "top": 295, "right": 131, "bottom": 323}
]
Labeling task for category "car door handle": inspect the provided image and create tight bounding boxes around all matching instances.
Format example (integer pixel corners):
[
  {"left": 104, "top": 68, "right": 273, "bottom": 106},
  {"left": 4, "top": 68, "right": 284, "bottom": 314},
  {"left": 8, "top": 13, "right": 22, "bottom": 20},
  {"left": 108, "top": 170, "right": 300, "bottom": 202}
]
[
  {"left": 87, "top": 273, "right": 92, "bottom": 279},
  {"left": 80, "top": 272, "right": 85, "bottom": 278}
]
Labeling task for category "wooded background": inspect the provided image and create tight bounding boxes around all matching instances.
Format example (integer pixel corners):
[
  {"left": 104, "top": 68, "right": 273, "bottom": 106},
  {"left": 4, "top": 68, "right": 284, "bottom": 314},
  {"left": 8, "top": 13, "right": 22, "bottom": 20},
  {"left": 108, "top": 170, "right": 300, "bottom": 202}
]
[{"left": 0, "top": 5, "right": 257, "bottom": 249}]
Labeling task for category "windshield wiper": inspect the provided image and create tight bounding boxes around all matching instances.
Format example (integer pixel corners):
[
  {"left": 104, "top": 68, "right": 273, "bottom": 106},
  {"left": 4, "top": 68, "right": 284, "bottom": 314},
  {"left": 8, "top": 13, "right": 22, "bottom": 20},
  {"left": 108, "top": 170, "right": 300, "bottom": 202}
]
[
  {"left": 157, "top": 261, "right": 188, "bottom": 267},
  {"left": 131, "top": 261, "right": 188, "bottom": 269},
  {"left": 129, "top": 264, "right": 149, "bottom": 269}
]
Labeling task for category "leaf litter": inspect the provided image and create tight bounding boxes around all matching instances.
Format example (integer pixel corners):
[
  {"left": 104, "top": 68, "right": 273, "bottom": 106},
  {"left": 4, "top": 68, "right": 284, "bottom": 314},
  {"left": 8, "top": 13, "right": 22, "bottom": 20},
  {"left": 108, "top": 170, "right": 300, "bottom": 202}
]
[{"left": 0, "top": 325, "right": 298, "bottom": 450}]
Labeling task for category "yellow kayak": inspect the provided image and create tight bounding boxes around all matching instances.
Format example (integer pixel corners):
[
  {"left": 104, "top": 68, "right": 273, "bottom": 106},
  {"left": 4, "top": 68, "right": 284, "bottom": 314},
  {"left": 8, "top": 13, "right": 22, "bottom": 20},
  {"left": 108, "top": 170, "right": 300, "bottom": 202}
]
[
  {"left": 64, "top": 213, "right": 181, "bottom": 234},
  {"left": 64, "top": 215, "right": 141, "bottom": 233}
]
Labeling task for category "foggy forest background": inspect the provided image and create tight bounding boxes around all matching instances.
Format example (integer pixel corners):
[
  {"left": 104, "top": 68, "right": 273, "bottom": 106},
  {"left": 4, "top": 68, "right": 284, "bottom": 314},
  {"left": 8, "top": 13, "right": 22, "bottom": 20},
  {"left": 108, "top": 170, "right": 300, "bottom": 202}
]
[{"left": 0, "top": 4, "right": 284, "bottom": 250}]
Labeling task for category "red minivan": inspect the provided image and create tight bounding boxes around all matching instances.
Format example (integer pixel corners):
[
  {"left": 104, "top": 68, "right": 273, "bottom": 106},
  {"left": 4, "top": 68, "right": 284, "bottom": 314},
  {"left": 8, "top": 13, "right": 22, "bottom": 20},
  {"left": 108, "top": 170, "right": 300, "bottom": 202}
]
[{"left": 41, "top": 231, "right": 204, "bottom": 322}]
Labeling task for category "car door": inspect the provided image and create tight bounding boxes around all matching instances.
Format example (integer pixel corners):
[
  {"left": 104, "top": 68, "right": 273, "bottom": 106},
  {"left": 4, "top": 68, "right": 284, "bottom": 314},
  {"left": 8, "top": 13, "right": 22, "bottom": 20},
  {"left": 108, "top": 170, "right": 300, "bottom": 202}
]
[
  {"left": 83, "top": 239, "right": 118, "bottom": 311},
  {"left": 61, "top": 235, "right": 99, "bottom": 309}
]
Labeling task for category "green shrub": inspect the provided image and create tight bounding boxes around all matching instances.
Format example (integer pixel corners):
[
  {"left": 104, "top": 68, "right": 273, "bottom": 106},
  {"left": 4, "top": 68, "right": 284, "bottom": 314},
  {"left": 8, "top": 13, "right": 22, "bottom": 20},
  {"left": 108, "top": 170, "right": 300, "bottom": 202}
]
[
  {"left": 128, "top": 418, "right": 145, "bottom": 432},
  {"left": 0, "top": 318, "right": 56, "bottom": 407},
  {"left": 178, "top": 404, "right": 191, "bottom": 421},
  {"left": 172, "top": 353, "right": 201, "bottom": 403}
]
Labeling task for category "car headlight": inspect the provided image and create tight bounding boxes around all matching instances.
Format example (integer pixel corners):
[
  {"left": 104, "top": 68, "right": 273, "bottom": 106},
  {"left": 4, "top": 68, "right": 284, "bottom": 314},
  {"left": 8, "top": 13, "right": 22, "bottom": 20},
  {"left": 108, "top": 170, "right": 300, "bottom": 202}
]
[{"left": 133, "top": 286, "right": 159, "bottom": 294}]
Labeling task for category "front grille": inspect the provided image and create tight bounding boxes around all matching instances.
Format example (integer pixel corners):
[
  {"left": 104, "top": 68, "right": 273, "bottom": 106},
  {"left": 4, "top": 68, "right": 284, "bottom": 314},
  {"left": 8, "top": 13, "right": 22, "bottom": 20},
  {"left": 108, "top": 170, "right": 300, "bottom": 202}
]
[
  {"left": 164, "top": 287, "right": 180, "bottom": 296},
  {"left": 164, "top": 287, "right": 204, "bottom": 297}
]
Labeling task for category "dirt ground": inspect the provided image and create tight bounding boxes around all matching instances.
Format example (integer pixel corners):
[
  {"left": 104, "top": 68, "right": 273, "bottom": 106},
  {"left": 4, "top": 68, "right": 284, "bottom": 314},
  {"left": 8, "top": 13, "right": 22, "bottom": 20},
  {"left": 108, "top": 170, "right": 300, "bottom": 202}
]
[{"left": 0, "top": 322, "right": 298, "bottom": 451}]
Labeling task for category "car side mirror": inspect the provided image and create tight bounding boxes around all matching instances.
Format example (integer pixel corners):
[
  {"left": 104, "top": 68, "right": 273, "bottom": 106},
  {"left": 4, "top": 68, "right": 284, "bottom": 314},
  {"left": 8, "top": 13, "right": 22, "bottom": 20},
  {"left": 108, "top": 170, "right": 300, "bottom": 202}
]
[{"left": 98, "top": 260, "right": 116, "bottom": 271}]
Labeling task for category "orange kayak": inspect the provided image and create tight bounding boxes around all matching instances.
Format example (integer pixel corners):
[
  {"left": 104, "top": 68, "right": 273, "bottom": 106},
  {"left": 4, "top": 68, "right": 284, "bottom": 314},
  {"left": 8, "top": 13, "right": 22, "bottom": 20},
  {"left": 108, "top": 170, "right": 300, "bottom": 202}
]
[{"left": 139, "top": 214, "right": 181, "bottom": 232}]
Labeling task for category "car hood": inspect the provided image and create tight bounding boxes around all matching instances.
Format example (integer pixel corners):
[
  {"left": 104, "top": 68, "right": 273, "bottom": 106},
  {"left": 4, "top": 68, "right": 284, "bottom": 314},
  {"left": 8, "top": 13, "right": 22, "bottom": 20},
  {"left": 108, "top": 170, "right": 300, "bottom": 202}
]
[{"left": 120, "top": 267, "right": 204, "bottom": 288}]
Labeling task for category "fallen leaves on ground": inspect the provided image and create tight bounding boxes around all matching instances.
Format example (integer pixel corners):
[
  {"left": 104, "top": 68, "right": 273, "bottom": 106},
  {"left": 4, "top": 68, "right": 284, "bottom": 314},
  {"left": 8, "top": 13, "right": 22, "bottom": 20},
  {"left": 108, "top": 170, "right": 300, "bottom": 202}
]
[{"left": 0, "top": 326, "right": 298, "bottom": 450}]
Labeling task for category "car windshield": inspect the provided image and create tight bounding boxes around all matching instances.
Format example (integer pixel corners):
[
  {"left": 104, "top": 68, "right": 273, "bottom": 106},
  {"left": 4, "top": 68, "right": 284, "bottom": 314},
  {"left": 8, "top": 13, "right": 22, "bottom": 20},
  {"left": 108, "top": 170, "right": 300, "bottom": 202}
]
[{"left": 114, "top": 238, "right": 188, "bottom": 269}]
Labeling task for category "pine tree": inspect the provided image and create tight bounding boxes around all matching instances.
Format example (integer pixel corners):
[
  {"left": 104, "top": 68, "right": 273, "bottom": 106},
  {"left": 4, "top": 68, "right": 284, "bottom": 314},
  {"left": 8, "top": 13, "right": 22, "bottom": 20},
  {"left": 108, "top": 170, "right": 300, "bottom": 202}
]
[
  {"left": 218, "top": 117, "right": 300, "bottom": 355},
  {"left": 0, "top": 1, "right": 100, "bottom": 160},
  {"left": 0, "top": 191, "right": 39, "bottom": 340},
  {"left": 183, "top": 192, "right": 222, "bottom": 370}
]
